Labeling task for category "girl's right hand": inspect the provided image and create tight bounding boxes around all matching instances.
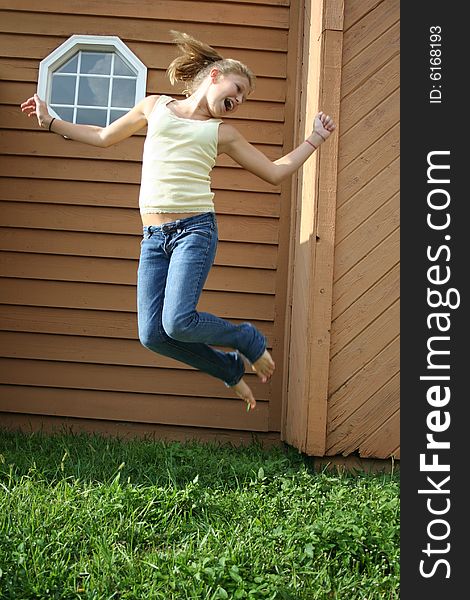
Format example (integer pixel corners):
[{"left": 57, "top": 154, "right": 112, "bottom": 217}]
[{"left": 20, "top": 93, "right": 52, "bottom": 129}]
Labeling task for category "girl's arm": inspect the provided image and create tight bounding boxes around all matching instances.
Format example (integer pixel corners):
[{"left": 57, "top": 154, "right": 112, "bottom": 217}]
[
  {"left": 20, "top": 93, "right": 156, "bottom": 147},
  {"left": 219, "top": 112, "right": 336, "bottom": 186}
]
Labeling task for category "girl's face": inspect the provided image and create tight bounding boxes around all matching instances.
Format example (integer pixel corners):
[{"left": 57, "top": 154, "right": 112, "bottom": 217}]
[{"left": 206, "top": 70, "right": 250, "bottom": 117}]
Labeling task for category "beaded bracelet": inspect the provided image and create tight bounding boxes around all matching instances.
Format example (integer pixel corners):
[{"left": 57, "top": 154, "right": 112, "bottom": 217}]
[{"left": 48, "top": 117, "right": 56, "bottom": 132}]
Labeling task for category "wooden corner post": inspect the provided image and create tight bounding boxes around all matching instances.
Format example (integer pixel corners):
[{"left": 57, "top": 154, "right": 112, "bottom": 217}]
[{"left": 282, "top": 0, "right": 344, "bottom": 455}]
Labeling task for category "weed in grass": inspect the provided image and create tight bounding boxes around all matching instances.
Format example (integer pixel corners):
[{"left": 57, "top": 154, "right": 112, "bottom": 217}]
[{"left": 0, "top": 430, "right": 399, "bottom": 599}]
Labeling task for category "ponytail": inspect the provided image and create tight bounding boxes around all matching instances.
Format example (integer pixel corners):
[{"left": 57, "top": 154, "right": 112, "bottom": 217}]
[{"left": 167, "top": 31, "right": 256, "bottom": 96}]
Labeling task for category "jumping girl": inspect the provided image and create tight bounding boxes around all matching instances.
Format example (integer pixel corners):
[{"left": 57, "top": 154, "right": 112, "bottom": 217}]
[{"left": 20, "top": 31, "right": 336, "bottom": 411}]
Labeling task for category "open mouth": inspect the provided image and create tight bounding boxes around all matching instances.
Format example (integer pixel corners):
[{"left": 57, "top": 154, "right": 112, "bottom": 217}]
[{"left": 224, "top": 98, "right": 234, "bottom": 112}]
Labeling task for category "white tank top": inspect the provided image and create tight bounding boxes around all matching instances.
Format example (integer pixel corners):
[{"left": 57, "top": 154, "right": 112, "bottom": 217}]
[{"left": 139, "top": 95, "right": 222, "bottom": 214}]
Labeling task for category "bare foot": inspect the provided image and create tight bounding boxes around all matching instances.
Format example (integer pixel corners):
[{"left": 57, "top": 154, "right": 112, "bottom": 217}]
[
  {"left": 230, "top": 378, "right": 256, "bottom": 411},
  {"left": 251, "top": 350, "right": 275, "bottom": 383}
]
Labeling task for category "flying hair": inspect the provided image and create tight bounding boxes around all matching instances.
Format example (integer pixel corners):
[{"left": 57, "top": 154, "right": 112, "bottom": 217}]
[{"left": 166, "top": 31, "right": 256, "bottom": 97}]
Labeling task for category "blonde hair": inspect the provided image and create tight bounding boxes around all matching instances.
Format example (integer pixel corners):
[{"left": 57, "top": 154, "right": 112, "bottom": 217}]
[{"left": 166, "top": 31, "right": 256, "bottom": 97}]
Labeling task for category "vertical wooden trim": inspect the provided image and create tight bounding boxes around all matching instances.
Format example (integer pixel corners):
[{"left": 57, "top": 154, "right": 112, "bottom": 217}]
[
  {"left": 322, "top": 0, "right": 344, "bottom": 30},
  {"left": 278, "top": 0, "right": 305, "bottom": 435},
  {"left": 268, "top": 0, "right": 303, "bottom": 432},
  {"left": 282, "top": 0, "right": 323, "bottom": 451},
  {"left": 282, "top": 0, "right": 344, "bottom": 455},
  {"left": 305, "top": 26, "right": 343, "bottom": 455}
]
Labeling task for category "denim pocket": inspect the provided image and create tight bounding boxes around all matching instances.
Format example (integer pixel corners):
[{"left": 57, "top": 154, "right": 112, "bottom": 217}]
[{"left": 183, "top": 222, "right": 214, "bottom": 239}]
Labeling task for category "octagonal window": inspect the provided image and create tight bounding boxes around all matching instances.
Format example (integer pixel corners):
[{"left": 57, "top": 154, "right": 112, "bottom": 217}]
[{"left": 38, "top": 35, "right": 147, "bottom": 127}]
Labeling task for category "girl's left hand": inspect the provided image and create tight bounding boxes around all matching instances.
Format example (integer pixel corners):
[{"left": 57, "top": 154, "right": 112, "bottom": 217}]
[{"left": 313, "top": 111, "right": 336, "bottom": 142}]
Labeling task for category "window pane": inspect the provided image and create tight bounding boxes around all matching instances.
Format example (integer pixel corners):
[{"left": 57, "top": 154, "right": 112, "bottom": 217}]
[
  {"left": 111, "top": 79, "right": 136, "bottom": 108},
  {"left": 50, "top": 106, "right": 74, "bottom": 121},
  {"left": 80, "top": 52, "right": 112, "bottom": 75},
  {"left": 51, "top": 74, "right": 76, "bottom": 104},
  {"left": 76, "top": 108, "right": 107, "bottom": 126},
  {"left": 110, "top": 109, "right": 128, "bottom": 123},
  {"left": 114, "top": 55, "right": 136, "bottom": 77},
  {"left": 56, "top": 54, "right": 79, "bottom": 74},
  {"left": 78, "top": 76, "right": 110, "bottom": 106}
]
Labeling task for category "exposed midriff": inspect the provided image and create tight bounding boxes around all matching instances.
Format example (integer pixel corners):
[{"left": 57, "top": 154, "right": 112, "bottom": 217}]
[{"left": 141, "top": 212, "right": 206, "bottom": 226}]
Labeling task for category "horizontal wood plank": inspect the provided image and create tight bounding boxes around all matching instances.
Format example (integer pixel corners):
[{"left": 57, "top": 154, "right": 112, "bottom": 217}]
[
  {"left": 0, "top": 33, "right": 287, "bottom": 79},
  {"left": 0, "top": 278, "right": 275, "bottom": 320},
  {"left": 0, "top": 176, "right": 142, "bottom": 208},
  {"left": 4, "top": 82, "right": 286, "bottom": 123},
  {"left": 0, "top": 57, "right": 37, "bottom": 83},
  {"left": 0, "top": 357, "right": 272, "bottom": 401},
  {"left": 0, "top": 10, "right": 289, "bottom": 51},
  {"left": 1, "top": 104, "right": 285, "bottom": 145},
  {"left": 0, "top": 129, "right": 282, "bottom": 162},
  {"left": 0, "top": 384, "right": 269, "bottom": 430},
  {"left": 0, "top": 178, "right": 281, "bottom": 217},
  {"left": 0, "top": 1, "right": 290, "bottom": 29},
  {"left": 0, "top": 58, "right": 287, "bottom": 102},
  {"left": 0, "top": 412, "right": 282, "bottom": 445},
  {"left": 0, "top": 202, "right": 280, "bottom": 244},
  {"left": 0, "top": 331, "right": 271, "bottom": 369},
  {"left": 0, "top": 228, "right": 279, "bottom": 269},
  {"left": 0, "top": 304, "right": 276, "bottom": 342},
  {"left": 162, "top": 73, "right": 288, "bottom": 104},
  {"left": 0, "top": 251, "right": 276, "bottom": 294},
  {"left": 0, "top": 155, "right": 280, "bottom": 194}
]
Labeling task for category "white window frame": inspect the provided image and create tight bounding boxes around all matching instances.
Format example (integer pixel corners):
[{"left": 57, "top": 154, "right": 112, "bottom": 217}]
[{"left": 38, "top": 34, "right": 147, "bottom": 124}]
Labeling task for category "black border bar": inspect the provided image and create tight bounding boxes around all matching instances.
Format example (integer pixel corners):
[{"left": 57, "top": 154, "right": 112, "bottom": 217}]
[{"left": 401, "top": 2, "right": 467, "bottom": 596}]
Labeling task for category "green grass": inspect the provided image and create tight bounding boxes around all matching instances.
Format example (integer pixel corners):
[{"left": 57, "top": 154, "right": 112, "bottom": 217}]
[{"left": 0, "top": 430, "right": 399, "bottom": 599}]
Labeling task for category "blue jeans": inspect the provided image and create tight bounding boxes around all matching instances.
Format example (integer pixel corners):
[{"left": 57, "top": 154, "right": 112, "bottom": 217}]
[{"left": 137, "top": 212, "right": 266, "bottom": 386}]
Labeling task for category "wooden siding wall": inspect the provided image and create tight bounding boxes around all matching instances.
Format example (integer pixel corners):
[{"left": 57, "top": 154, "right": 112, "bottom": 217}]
[
  {"left": 325, "top": 0, "right": 400, "bottom": 459},
  {"left": 0, "top": 0, "right": 295, "bottom": 443}
]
